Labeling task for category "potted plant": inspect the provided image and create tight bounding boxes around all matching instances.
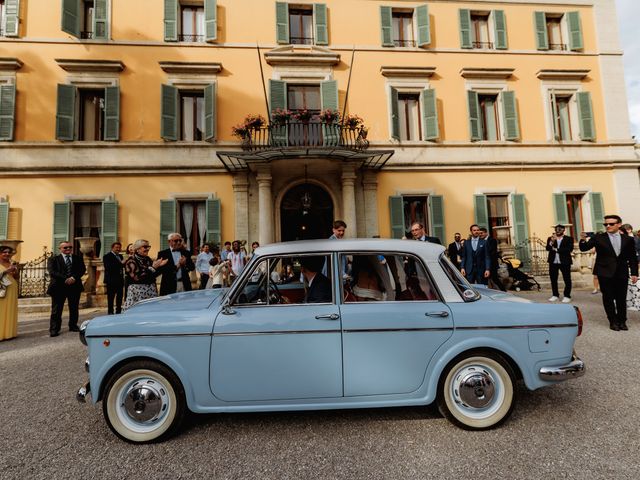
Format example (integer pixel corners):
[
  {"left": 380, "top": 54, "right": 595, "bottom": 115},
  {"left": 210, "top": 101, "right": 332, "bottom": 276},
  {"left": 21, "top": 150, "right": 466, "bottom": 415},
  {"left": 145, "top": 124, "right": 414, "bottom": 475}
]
[
  {"left": 231, "top": 124, "right": 250, "bottom": 139},
  {"left": 344, "top": 114, "right": 363, "bottom": 130},
  {"left": 294, "top": 109, "right": 314, "bottom": 123},
  {"left": 244, "top": 114, "right": 266, "bottom": 130},
  {"left": 318, "top": 109, "right": 340, "bottom": 124},
  {"left": 271, "top": 108, "right": 293, "bottom": 126}
]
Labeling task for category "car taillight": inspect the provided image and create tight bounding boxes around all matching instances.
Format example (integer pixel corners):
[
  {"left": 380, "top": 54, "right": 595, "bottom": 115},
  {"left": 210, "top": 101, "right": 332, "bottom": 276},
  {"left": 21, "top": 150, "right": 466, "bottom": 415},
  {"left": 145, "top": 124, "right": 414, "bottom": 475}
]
[{"left": 573, "top": 306, "right": 583, "bottom": 336}]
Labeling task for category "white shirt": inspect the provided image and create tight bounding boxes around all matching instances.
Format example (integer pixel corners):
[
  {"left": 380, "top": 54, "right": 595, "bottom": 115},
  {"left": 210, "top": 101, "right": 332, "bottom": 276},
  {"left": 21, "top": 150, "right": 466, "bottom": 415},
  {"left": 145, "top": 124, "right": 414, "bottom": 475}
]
[
  {"left": 196, "top": 252, "right": 213, "bottom": 274},
  {"left": 471, "top": 238, "right": 479, "bottom": 251},
  {"left": 554, "top": 236, "right": 563, "bottom": 264},
  {"left": 227, "top": 251, "right": 246, "bottom": 276},
  {"left": 608, "top": 233, "right": 621, "bottom": 256},
  {"left": 171, "top": 250, "right": 182, "bottom": 280}
]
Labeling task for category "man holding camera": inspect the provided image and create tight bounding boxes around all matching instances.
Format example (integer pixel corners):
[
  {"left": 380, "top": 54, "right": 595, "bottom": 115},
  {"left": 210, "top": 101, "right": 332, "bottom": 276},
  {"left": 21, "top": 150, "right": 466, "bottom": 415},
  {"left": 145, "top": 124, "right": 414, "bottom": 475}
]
[{"left": 579, "top": 215, "right": 638, "bottom": 331}]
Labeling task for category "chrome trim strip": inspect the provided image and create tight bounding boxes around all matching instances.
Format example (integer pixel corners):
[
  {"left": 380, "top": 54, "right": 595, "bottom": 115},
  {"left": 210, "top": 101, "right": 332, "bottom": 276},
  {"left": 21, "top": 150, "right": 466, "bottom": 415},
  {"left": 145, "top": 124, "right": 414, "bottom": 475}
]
[
  {"left": 539, "top": 355, "right": 585, "bottom": 380},
  {"left": 343, "top": 328, "right": 453, "bottom": 333},
  {"left": 85, "top": 333, "right": 212, "bottom": 339},
  {"left": 456, "top": 323, "right": 578, "bottom": 331},
  {"left": 214, "top": 330, "right": 342, "bottom": 336}
]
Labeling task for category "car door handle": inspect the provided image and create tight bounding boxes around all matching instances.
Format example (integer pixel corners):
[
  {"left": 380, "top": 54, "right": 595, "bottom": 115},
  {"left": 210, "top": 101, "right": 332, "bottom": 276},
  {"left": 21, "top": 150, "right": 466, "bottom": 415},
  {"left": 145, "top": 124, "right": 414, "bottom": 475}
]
[
  {"left": 425, "top": 311, "right": 449, "bottom": 318},
  {"left": 315, "top": 313, "right": 340, "bottom": 320}
]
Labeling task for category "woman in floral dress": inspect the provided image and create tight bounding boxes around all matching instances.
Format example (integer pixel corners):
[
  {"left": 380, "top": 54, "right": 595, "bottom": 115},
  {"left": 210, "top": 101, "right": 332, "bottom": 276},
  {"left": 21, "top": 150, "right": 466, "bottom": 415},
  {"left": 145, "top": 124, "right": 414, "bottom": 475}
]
[{"left": 123, "top": 239, "right": 168, "bottom": 310}]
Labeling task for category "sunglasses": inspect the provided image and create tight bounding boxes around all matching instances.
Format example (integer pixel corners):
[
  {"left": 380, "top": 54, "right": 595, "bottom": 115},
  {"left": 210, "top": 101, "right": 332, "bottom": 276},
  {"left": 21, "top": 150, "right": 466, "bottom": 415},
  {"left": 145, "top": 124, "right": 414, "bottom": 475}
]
[
  {"left": 61, "top": 246, "right": 73, "bottom": 249},
  {"left": 604, "top": 223, "right": 618, "bottom": 227}
]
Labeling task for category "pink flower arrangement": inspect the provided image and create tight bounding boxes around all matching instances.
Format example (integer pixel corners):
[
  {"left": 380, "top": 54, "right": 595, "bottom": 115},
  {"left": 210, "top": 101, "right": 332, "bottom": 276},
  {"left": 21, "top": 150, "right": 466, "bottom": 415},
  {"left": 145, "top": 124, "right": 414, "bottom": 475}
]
[{"left": 318, "top": 109, "right": 340, "bottom": 123}]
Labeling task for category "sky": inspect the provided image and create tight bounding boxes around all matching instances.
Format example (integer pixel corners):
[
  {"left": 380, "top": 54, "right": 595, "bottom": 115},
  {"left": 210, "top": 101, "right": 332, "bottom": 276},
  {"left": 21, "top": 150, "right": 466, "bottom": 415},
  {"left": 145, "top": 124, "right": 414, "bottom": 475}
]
[{"left": 616, "top": 0, "right": 639, "bottom": 140}]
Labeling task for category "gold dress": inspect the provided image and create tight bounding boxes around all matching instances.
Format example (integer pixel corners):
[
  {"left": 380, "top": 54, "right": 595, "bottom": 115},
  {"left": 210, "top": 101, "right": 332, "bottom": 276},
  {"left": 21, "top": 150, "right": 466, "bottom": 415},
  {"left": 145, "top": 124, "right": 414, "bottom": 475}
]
[{"left": 0, "top": 264, "right": 18, "bottom": 341}]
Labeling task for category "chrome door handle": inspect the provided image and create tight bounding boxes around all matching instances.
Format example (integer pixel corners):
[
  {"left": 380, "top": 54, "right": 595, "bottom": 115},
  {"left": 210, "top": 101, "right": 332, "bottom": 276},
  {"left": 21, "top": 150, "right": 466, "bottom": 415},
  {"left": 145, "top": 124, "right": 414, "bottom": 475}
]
[
  {"left": 425, "top": 311, "right": 449, "bottom": 318},
  {"left": 315, "top": 313, "right": 340, "bottom": 320}
]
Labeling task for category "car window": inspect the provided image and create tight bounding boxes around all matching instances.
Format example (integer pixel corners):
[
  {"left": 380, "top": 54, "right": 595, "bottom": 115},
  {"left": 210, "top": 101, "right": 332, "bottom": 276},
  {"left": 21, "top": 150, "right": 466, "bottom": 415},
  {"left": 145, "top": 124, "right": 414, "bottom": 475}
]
[
  {"left": 439, "top": 253, "right": 480, "bottom": 302},
  {"left": 233, "top": 254, "right": 333, "bottom": 306},
  {"left": 342, "top": 253, "right": 438, "bottom": 302}
]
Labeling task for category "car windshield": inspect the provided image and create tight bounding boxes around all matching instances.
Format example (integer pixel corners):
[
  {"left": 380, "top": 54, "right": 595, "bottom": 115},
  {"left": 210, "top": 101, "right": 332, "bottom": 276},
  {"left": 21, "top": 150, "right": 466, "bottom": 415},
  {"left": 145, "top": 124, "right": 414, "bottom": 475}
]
[{"left": 438, "top": 253, "right": 480, "bottom": 302}]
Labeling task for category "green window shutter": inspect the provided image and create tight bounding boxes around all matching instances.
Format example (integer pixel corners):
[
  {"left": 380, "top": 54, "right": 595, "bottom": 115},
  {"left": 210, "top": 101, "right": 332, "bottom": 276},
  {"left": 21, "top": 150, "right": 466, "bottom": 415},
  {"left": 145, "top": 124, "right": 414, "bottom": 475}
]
[
  {"left": 276, "top": 2, "right": 289, "bottom": 44},
  {"left": 501, "top": 91, "right": 519, "bottom": 141},
  {"left": 390, "top": 87, "right": 399, "bottom": 140},
  {"left": 474, "top": 194, "right": 488, "bottom": 228},
  {"left": 550, "top": 91, "right": 559, "bottom": 140},
  {"left": 0, "top": 202, "right": 9, "bottom": 240},
  {"left": 534, "top": 12, "right": 548, "bottom": 50},
  {"left": 61, "top": 0, "right": 80, "bottom": 38},
  {"left": 380, "top": 6, "right": 393, "bottom": 47},
  {"left": 205, "top": 198, "right": 221, "bottom": 246},
  {"left": 321, "top": 80, "right": 338, "bottom": 146},
  {"left": 429, "top": 195, "right": 445, "bottom": 243},
  {"left": 493, "top": 10, "right": 507, "bottom": 50},
  {"left": 0, "top": 84, "right": 16, "bottom": 141},
  {"left": 467, "top": 90, "right": 482, "bottom": 141},
  {"left": 553, "top": 193, "right": 568, "bottom": 225},
  {"left": 313, "top": 3, "right": 328, "bottom": 46},
  {"left": 205, "top": 0, "right": 217, "bottom": 42},
  {"left": 4, "top": 0, "right": 20, "bottom": 37},
  {"left": 566, "top": 11, "right": 583, "bottom": 51},
  {"left": 459, "top": 9, "right": 472, "bottom": 49},
  {"left": 52, "top": 201, "right": 70, "bottom": 249},
  {"left": 160, "top": 199, "right": 177, "bottom": 251},
  {"left": 204, "top": 83, "right": 216, "bottom": 141},
  {"left": 421, "top": 88, "right": 438, "bottom": 141},
  {"left": 101, "top": 200, "right": 118, "bottom": 250},
  {"left": 56, "top": 84, "right": 76, "bottom": 141},
  {"left": 269, "top": 79, "right": 287, "bottom": 146},
  {"left": 161, "top": 84, "right": 178, "bottom": 141},
  {"left": 93, "top": 0, "right": 108, "bottom": 39},
  {"left": 389, "top": 196, "right": 405, "bottom": 239},
  {"left": 103, "top": 86, "right": 119, "bottom": 141},
  {"left": 576, "top": 92, "right": 595, "bottom": 141},
  {"left": 511, "top": 194, "right": 530, "bottom": 263},
  {"left": 164, "top": 0, "right": 178, "bottom": 42},
  {"left": 415, "top": 4, "right": 430, "bottom": 48},
  {"left": 589, "top": 192, "right": 605, "bottom": 232}
]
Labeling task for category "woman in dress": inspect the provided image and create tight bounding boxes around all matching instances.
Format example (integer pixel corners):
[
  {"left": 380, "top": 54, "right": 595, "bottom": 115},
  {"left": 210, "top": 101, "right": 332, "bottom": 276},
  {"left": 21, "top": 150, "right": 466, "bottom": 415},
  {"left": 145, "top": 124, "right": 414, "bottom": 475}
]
[
  {"left": 621, "top": 225, "right": 640, "bottom": 311},
  {"left": 122, "top": 239, "right": 168, "bottom": 310},
  {"left": 0, "top": 246, "right": 19, "bottom": 341}
]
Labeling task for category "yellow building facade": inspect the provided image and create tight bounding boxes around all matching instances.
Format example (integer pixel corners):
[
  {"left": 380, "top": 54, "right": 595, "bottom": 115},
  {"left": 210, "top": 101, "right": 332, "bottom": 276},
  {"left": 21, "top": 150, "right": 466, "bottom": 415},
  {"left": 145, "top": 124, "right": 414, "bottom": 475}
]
[{"left": 0, "top": 0, "right": 637, "bottom": 265}]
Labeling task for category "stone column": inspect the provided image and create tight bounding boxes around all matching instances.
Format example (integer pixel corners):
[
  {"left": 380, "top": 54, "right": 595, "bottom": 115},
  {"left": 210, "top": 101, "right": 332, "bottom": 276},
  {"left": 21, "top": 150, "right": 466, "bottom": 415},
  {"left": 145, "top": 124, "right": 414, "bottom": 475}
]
[
  {"left": 362, "top": 169, "right": 379, "bottom": 238},
  {"left": 256, "top": 166, "right": 274, "bottom": 245},
  {"left": 232, "top": 173, "right": 249, "bottom": 243},
  {"left": 341, "top": 163, "right": 357, "bottom": 238}
]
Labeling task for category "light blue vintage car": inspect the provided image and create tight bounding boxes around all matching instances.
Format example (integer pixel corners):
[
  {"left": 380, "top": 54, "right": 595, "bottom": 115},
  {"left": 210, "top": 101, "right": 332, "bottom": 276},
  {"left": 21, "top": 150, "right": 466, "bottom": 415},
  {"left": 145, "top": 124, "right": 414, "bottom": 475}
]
[{"left": 77, "top": 239, "right": 584, "bottom": 443}]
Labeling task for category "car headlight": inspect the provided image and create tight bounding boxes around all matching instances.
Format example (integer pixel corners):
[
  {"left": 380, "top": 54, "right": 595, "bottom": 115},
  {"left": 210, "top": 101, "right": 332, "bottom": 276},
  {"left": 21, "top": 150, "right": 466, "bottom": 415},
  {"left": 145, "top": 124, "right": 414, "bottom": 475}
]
[{"left": 79, "top": 320, "right": 90, "bottom": 346}]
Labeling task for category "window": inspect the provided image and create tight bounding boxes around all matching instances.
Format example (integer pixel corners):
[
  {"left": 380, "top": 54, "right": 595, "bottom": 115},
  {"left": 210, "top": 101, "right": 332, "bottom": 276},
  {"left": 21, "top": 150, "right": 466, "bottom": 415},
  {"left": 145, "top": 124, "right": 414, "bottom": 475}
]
[
  {"left": 180, "top": 91, "right": 204, "bottom": 141},
  {"left": 392, "top": 10, "right": 414, "bottom": 47},
  {"left": 381, "top": 5, "right": 430, "bottom": 48},
  {"left": 56, "top": 84, "right": 120, "bottom": 142},
  {"left": 177, "top": 200, "right": 207, "bottom": 253},
  {"left": 474, "top": 193, "right": 529, "bottom": 255},
  {"left": 553, "top": 192, "right": 604, "bottom": 236},
  {"left": 459, "top": 9, "right": 507, "bottom": 50},
  {"left": 471, "top": 13, "right": 491, "bottom": 49},
  {"left": 289, "top": 7, "right": 313, "bottom": 45},
  {"left": 548, "top": 91, "right": 594, "bottom": 141},
  {"left": 343, "top": 253, "right": 438, "bottom": 302},
  {"left": 62, "top": 0, "right": 108, "bottom": 40},
  {"left": 81, "top": 0, "right": 94, "bottom": 38},
  {"left": 478, "top": 94, "right": 500, "bottom": 141},
  {"left": 388, "top": 194, "right": 445, "bottom": 242},
  {"left": 389, "top": 87, "right": 438, "bottom": 142},
  {"left": 78, "top": 89, "right": 104, "bottom": 141},
  {"left": 552, "top": 94, "right": 572, "bottom": 140},
  {"left": 486, "top": 195, "right": 511, "bottom": 243},
  {"left": 180, "top": 3, "right": 205, "bottom": 42},
  {"left": 467, "top": 90, "right": 519, "bottom": 142},
  {"left": 0, "top": 0, "right": 5, "bottom": 37},
  {"left": 72, "top": 202, "right": 102, "bottom": 256},
  {"left": 397, "top": 93, "right": 422, "bottom": 141},
  {"left": 565, "top": 194, "right": 585, "bottom": 239},
  {"left": 534, "top": 11, "right": 582, "bottom": 51},
  {"left": 287, "top": 84, "right": 321, "bottom": 144},
  {"left": 159, "top": 198, "right": 220, "bottom": 251}
]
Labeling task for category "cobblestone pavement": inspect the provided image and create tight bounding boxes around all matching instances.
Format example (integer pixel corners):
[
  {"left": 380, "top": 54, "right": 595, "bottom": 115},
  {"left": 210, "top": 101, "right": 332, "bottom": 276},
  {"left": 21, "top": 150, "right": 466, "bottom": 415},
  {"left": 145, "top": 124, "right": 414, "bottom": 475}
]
[{"left": 1, "top": 289, "right": 639, "bottom": 479}]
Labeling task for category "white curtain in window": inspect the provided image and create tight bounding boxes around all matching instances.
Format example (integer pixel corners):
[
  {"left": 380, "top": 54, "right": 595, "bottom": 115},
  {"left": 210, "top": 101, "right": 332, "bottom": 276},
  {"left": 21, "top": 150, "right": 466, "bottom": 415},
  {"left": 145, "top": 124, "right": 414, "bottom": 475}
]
[
  {"left": 197, "top": 203, "right": 206, "bottom": 245},
  {"left": 182, "top": 204, "right": 194, "bottom": 249}
]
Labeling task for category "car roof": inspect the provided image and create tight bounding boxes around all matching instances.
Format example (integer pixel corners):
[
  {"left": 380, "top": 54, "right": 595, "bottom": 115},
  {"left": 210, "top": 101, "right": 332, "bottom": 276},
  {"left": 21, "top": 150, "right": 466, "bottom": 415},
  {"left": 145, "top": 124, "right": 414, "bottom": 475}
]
[{"left": 254, "top": 239, "right": 445, "bottom": 260}]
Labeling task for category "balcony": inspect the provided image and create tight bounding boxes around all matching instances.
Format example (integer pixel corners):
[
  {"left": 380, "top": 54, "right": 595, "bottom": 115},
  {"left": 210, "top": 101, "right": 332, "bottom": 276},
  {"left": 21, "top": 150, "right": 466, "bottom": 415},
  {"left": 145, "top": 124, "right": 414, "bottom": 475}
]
[
  {"left": 549, "top": 43, "right": 567, "bottom": 51},
  {"left": 178, "top": 34, "right": 205, "bottom": 42},
  {"left": 472, "top": 41, "right": 494, "bottom": 49},
  {"left": 80, "top": 31, "right": 94, "bottom": 39}
]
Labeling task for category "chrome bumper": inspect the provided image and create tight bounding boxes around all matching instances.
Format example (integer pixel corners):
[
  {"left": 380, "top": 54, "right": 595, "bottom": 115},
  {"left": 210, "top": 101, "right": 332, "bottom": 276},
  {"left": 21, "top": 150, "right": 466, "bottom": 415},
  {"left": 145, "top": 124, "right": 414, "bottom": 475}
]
[
  {"left": 76, "top": 382, "right": 91, "bottom": 403},
  {"left": 539, "top": 355, "right": 585, "bottom": 380}
]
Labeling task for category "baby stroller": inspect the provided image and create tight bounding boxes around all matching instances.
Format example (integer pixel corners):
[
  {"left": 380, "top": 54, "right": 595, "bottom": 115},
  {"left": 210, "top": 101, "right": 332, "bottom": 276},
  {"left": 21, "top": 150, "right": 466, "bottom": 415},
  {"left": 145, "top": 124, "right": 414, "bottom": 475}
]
[{"left": 500, "top": 257, "right": 541, "bottom": 292}]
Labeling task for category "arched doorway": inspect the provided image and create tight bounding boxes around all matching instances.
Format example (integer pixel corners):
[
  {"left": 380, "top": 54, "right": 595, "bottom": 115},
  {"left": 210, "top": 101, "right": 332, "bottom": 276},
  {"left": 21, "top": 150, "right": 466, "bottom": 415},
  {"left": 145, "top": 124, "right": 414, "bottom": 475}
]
[{"left": 280, "top": 183, "right": 334, "bottom": 241}]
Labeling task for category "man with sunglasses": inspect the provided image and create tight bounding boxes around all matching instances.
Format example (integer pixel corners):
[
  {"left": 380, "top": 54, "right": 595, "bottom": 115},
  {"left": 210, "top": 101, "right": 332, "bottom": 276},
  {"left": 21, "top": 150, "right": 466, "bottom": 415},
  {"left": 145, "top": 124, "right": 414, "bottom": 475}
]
[
  {"left": 580, "top": 215, "right": 638, "bottom": 331},
  {"left": 157, "top": 233, "right": 195, "bottom": 296},
  {"left": 46, "top": 241, "right": 86, "bottom": 337}
]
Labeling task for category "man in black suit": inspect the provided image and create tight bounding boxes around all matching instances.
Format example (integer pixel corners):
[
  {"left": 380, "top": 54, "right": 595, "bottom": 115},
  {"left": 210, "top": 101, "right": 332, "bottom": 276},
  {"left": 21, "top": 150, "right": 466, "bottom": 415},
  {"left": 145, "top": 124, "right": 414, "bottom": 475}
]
[
  {"left": 410, "top": 222, "right": 441, "bottom": 245},
  {"left": 47, "top": 241, "right": 86, "bottom": 337},
  {"left": 157, "top": 233, "right": 195, "bottom": 296},
  {"left": 460, "top": 224, "right": 490, "bottom": 284},
  {"left": 447, "top": 233, "right": 463, "bottom": 269},
  {"left": 480, "top": 227, "right": 506, "bottom": 291},
  {"left": 546, "top": 224, "right": 574, "bottom": 303},
  {"left": 301, "top": 256, "right": 332, "bottom": 303},
  {"left": 103, "top": 241, "right": 124, "bottom": 314},
  {"left": 579, "top": 215, "right": 638, "bottom": 331}
]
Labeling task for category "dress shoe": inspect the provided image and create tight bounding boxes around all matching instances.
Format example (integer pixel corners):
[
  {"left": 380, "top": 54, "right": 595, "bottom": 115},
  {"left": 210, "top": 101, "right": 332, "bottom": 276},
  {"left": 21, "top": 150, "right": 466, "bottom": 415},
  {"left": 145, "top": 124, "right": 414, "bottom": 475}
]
[
  {"left": 610, "top": 323, "right": 620, "bottom": 331},
  {"left": 69, "top": 326, "right": 80, "bottom": 332},
  {"left": 50, "top": 332, "right": 60, "bottom": 337},
  {"left": 619, "top": 323, "right": 629, "bottom": 331}
]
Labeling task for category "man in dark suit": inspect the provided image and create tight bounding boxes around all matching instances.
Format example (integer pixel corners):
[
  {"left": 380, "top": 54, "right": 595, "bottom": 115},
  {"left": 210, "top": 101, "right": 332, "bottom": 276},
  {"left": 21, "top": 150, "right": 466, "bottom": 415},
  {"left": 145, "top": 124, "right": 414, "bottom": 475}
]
[
  {"left": 460, "top": 224, "right": 490, "bottom": 285},
  {"left": 301, "top": 256, "right": 332, "bottom": 303},
  {"left": 579, "top": 215, "right": 638, "bottom": 331},
  {"left": 411, "top": 222, "right": 441, "bottom": 245},
  {"left": 447, "top": 233, "right": 463, "bottom": 269},
  {"left": 546, "top": 224, "right": 574, "bottom": 303},
  {"left": 480, "top": 227, "right": 506, "bottom": 291},
  {"left": 47, "top": 241, "right": 86, "bottom": 337},
  {"left": 157, "top": 233, "right": 195, "bottom": 296},
  {"left": 103, "top": 241, "right": 124, "bottom": 314}
]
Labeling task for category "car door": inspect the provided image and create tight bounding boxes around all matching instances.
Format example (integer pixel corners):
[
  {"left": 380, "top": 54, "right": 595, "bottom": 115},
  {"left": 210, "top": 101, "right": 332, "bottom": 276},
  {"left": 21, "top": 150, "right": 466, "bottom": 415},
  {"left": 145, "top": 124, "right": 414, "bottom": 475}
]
[
  {"left": 339, "top": 253, "right": 454, "bottom": 396},
  {"left": 210, "top": 253, "right": 343, "bottom": 402}
]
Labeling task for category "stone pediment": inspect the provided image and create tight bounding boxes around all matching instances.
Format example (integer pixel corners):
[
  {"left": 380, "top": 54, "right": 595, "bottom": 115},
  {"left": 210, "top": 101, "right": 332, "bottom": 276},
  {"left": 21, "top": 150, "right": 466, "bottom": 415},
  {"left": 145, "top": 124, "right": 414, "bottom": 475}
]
[
  {"left": 460, "top": 68, "right": 515, "bottom": 79},
  {"left": 536, "top": 69, "right": 590, "bottom": 80},
  {"left": 55, "top": 59, "right": 125, "bottom": 73},
  {"left": 264, "top": 45, "right": 341, "bottom": 67}
]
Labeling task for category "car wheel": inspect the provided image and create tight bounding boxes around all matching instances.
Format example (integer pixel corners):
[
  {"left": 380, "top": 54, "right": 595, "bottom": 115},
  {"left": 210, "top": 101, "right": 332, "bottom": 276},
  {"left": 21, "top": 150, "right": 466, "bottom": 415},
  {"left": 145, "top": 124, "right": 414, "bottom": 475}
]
[
  {"left": 437, "top": 354, "right": 516, "bottom": 430},
  {"left": 102, "top": 360, "right": 186, "bottom": 443}
]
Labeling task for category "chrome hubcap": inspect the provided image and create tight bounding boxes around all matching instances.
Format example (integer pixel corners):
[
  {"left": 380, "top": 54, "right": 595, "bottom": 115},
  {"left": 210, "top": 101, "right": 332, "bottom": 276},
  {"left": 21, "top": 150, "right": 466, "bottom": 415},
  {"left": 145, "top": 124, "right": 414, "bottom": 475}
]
[
  {"left": 456, "top": 368, "right": 495, "bottom": 408},
  {"left": 121, "top": 379, "right": 168, "bottom": 424}
]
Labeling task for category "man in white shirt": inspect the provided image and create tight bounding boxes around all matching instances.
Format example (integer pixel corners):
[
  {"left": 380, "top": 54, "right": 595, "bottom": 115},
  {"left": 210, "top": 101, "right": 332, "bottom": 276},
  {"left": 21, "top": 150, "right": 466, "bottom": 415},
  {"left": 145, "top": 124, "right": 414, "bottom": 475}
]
[
  {"left": 227, "top": 240, "right": 246, "bottom": 283},
  {"left": 546, "top": 224, "right": 574, "bottom": 303},
  {"left": 195, "top": 244, "right": 213, "bottom": 289}
]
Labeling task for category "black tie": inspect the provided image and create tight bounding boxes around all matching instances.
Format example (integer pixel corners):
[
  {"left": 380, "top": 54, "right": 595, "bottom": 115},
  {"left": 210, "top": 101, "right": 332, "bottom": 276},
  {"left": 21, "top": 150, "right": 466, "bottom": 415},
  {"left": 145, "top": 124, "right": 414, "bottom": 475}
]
[{"left": 65, "top": 255, "right": 72, "bottom": 276}]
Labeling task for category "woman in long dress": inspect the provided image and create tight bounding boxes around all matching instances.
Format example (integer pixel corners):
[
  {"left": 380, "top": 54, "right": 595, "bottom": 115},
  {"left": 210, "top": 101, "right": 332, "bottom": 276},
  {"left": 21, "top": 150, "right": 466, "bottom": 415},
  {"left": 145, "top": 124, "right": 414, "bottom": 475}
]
[
  {"left": 621, "top": 224, "right": 640, "bottom": 311},
  {"left": 122, "top": 239, "right": 168, "bottom": 311},
  {"left": 0, "top": 246, "right": 19, "bottom": 341}
]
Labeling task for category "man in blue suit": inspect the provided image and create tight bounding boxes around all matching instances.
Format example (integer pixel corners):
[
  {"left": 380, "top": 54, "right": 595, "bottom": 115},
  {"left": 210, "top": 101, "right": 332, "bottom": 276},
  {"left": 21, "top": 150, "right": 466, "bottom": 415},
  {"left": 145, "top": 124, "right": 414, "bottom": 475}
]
[{"left": 460, "top": 224, "right": 490, "bottom": 285}]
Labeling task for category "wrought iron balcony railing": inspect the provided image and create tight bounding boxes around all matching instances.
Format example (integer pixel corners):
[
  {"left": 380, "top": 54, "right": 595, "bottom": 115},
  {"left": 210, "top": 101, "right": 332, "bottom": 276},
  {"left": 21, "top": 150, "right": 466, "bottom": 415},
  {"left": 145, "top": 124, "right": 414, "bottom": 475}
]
[
  {"left": 472, "top": 41, "right": 494, "bottom": 49},
  {"left": 178, "top": 34, "right": 205, "bottom": 42},
  {"left": 80, "top": 31, "right": 94, "bottom": 39},
  {"left": 549, "top": 43, "right": 567, "bottom": 51},
  {"left": 238, "top": 121, "right": 369, "bottom": 151},
  {"left": 393, "top": 39, "right": 416, "bottom": 47}
]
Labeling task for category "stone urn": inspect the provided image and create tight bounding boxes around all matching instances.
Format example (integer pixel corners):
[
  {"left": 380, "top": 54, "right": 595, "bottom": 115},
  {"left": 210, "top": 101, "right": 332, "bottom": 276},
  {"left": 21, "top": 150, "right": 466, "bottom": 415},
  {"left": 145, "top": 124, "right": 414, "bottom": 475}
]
[
  {"left": 76, "top": 236, "right": 99, "bottom": 294},
  {"left": 76, "top": 236, "right": 99, "bottom": 258}
]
